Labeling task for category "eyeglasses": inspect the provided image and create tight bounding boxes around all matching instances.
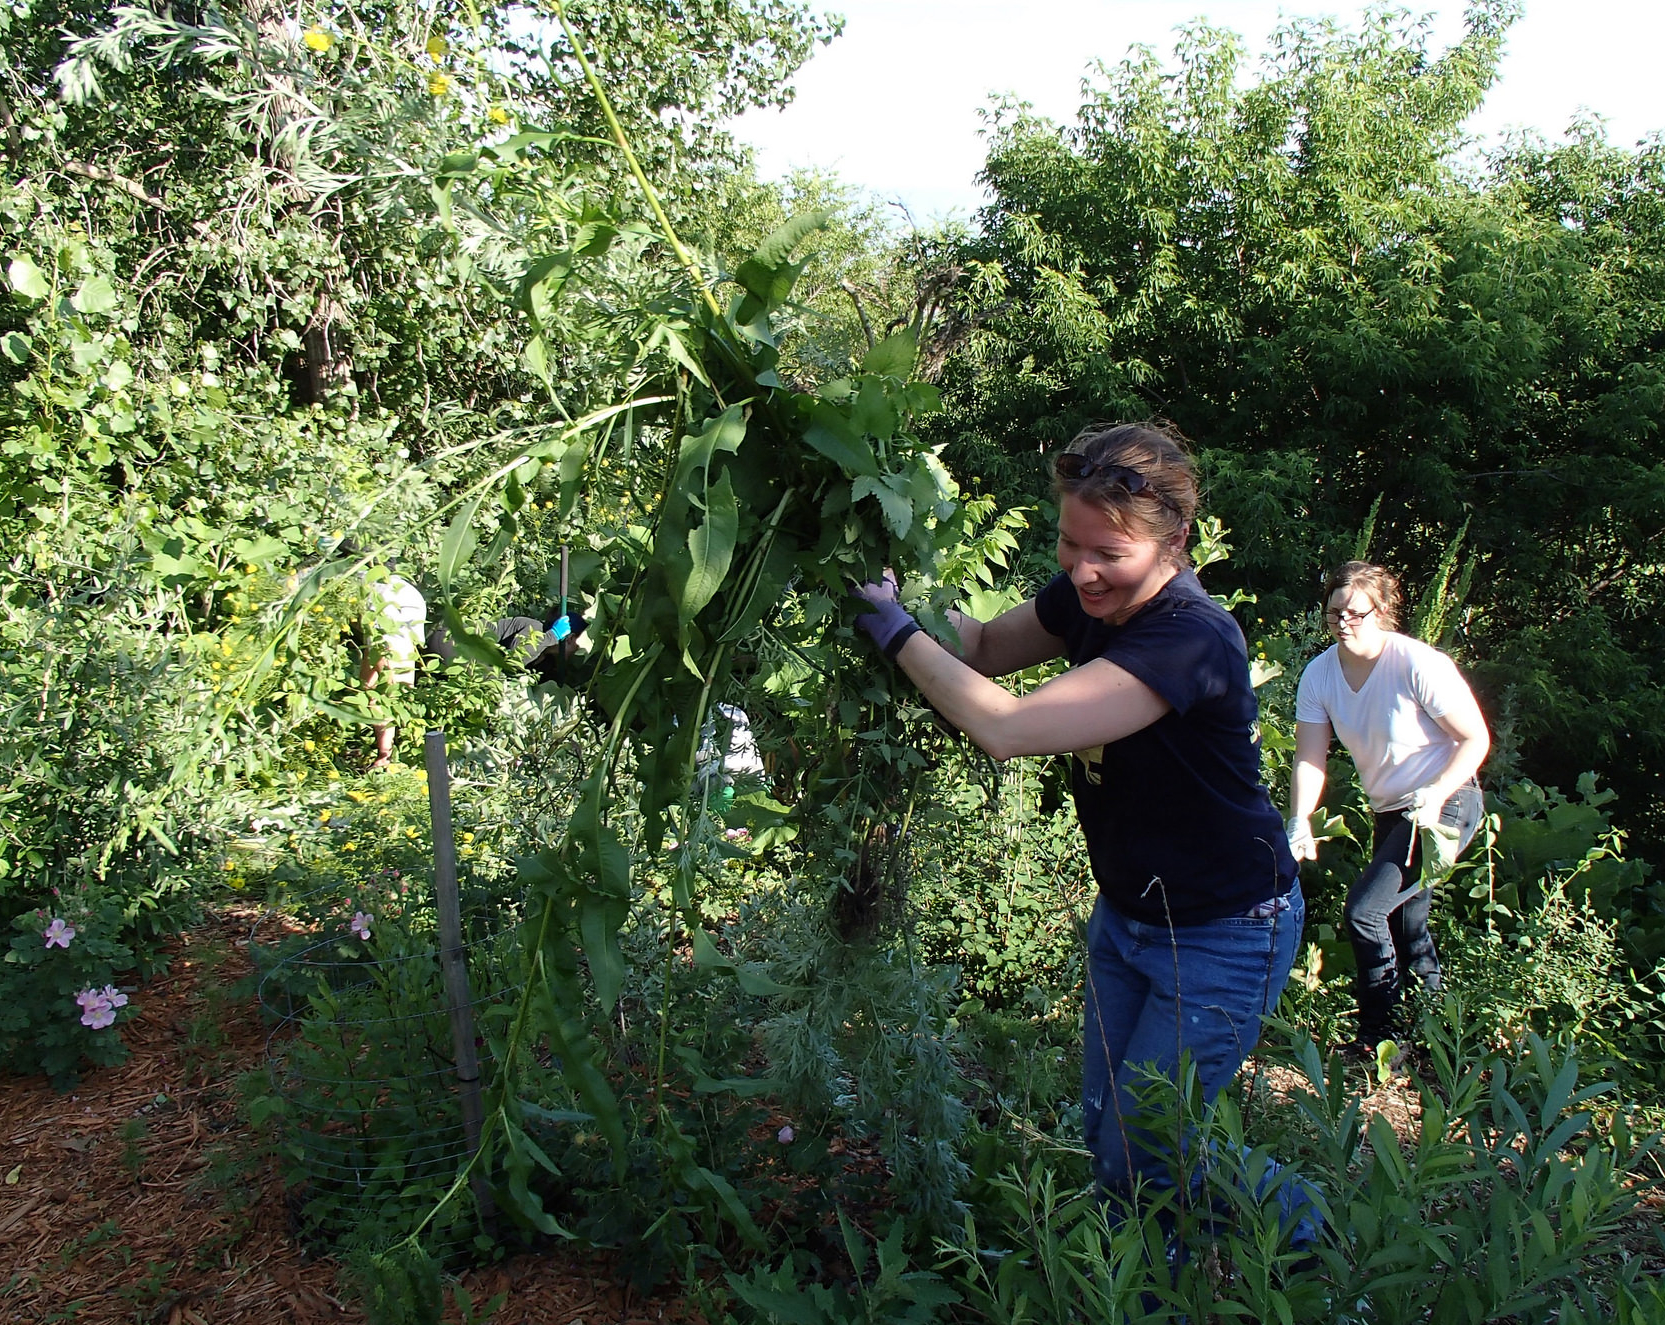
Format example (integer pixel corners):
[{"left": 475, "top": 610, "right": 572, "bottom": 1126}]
[
  {"left": 1324, "top": 607, "right": 1376, "bottom": 625},
  {"left": 1052, "top": 454, "right": 1179, "bottom": 511}
]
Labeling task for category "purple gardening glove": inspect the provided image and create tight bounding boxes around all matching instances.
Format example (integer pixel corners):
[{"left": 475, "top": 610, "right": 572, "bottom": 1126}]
[{"left": 853, "top": 572, "right": 921, "bottom": 661}]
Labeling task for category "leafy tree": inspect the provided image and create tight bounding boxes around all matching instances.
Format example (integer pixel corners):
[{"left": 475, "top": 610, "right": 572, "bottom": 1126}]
[
  {"left": 0, "top": 0, "right": 838, "bottom": 917},
  {"left": 929, "top": 0, "right": 1665, "bottom": 855}
]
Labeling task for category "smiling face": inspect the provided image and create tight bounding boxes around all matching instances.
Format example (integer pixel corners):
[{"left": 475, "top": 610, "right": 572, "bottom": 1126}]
[{"left": 1055, "top": 493, "right": 1182, "bottom": 622}]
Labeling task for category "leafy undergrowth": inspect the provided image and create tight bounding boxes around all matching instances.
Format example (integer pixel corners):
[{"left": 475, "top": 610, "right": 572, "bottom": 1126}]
[
  {"left": 0, "top": 907, "right": 695, "bottom": 1325},
  {"left": 5, "top": 904, "right": 1663, "bottom": 1325}
]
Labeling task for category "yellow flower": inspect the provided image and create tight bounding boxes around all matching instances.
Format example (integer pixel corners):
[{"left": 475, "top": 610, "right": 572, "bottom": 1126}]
[
  {"left": 460, "top": 831, "right": 474, "bottom": 843},
  {"left": 405, "top": 827, "right": 418, "bottom": 838},
  {"left": 302, "top": 27, "right": 334, "bottom": 52},
  {"left": 346, "top": 789, "right": 368, "bottom": 803},
  {"left": 223, "top": 859, "right": 235, "bottom": 871},
  {"left": 318, "top": 810, "right": 331, "bottom": 823},
  {"left": 425, "top": 34, "right": 448, "bottom": 60},
  {"left": 303, "top": 739, "right": 315, "bottom": 751},
  {"left": 343, "top": 842, "right": 357, "bottom": 852},
  {"left": 428, "top": 74, "right": 452, "bottom": 96},
  {"left": 488, "top": 106, "right": 509, "bottom": 125},
  {"left": 327, "top": 770, "right": 340, "bottom": 780}
]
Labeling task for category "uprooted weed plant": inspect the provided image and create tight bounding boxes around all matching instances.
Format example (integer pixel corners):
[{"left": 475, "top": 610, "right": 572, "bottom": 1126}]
[{"left": 5, "top": 0, "right": 1665, "bottom": 1320}]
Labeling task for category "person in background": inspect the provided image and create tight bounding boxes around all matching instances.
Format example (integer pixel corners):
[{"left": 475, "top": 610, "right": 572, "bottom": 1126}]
[
  {"left": 1286, "top": 561, "right": 1489, "bottom": 1056},
  {"left": 425, "top": 611, "right": 586, "bottom": 685},
  {"left": 361, "top": 557, "right": 427, "bottom": 770},
  {"left": 694, "top": 702, "right": 766, "bottom": 816},
  {"left": 855, "top": 421, "right": 1305, "bottom": 1223}
]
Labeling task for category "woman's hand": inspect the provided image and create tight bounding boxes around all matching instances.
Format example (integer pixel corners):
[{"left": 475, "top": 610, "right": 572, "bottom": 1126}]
[
  {"left": 1405, "top": 787, "right": 1447, "bottom": 830},
  {"left": 853, "top": 572, "right": 921, "bottom": 660},
  {"left": 1285, "top": 815, "right": 1318, "bottom": 861}
]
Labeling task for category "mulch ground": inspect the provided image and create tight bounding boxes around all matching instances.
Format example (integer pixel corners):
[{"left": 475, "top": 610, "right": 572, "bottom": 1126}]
[{"left": 0, "top": 908, "right": 693, "bottom": 1325}]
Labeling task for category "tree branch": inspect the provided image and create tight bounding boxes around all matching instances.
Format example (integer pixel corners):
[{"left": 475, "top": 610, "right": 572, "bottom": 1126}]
[
  {"left": 840, "top": 279, "right": 876, "bottom": 351},
  {"left": 63, "top": 161, "right": 169, "bottom": 210}
]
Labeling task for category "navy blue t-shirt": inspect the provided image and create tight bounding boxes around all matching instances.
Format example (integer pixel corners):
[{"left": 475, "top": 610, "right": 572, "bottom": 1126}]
[{"left": 1033, "top": 568, "right": 1295, "bottom": 926}]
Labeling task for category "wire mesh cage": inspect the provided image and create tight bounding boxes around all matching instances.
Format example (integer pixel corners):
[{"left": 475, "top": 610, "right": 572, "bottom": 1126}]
[{"left": 251, "top": 870, "right": 524, "bottom": 1262}]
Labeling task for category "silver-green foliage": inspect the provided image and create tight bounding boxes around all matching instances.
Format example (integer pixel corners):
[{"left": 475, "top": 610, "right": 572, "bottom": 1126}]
[{"left": 743, "top": 886, "right": 971, "bottom": 1229}]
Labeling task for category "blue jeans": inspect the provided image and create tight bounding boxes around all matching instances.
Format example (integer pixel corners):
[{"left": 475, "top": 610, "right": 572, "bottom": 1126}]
[
  {"left": 1343, "top": 783, "right": 1483, "bottom": 1041},
  {"left": 1082, "top": 880, "right": 1304, "bottom": 1199}
]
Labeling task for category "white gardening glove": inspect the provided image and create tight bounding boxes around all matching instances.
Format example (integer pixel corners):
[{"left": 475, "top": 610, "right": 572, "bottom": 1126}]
[
  {"left": 1285, "top": 815, "right": 1318, "bottom": 862},
  {"left": 1405, "top": 787, "right": 1445, "bottom": 831}
]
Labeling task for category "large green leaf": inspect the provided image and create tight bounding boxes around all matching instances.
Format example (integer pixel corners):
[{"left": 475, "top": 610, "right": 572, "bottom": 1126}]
[
  {"left": 853, "top": 473, "right": 913, "bottom": 539},
  {"left": 532, "top": 968, "right": 626, "bottom": 1176},
  {"left": 850, "top": 377, "right": 896, "bottom": 441},
  {"left": 655, "top": 323, "right": 711, "bottom": 387},
  {"left": 518, "top": 253, "right": 572, "bottom": 326},
  {"left": 861, "top": 327, "right": 918, "bottom": 378},
  {"left": 436, "top": 601, "right": 504, "bottom": 668},
  {"left": 748, "top": 208, "right": 835, "bottom": 272},
  {"left": 70, "top": 274, "right": 118, "bottom": 315},
  {"left": 579, "top": 893, "right": 628, "bottom": 1014},
  {"left": 436, "top": 494, "right": 482, "bottom": 592},
  {"left": 5, "top": 256, "right": 48, "bottom": 300},
  {"left": 231, "top": 534, "right": 289, "bottom": 565},
  {"left": 681, "top": 468, "right": 738, "bottom": 622},
  {"left": 803, "top": 401, "right": 879, "bottom": 477},
  {"left": 735, "top": 209, "right": 832, "bottom": 302},
  {"left": 499, "top": 1116, "right": 575, "bottom": 1237},
  {"left": 675, "top": 403, "right": 748, "bottom": 488}
]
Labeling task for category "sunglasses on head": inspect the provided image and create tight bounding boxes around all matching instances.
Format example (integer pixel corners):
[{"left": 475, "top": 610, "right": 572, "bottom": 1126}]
[{"left": 1052, "top": 453, "right": 1179, "bottom": 511}]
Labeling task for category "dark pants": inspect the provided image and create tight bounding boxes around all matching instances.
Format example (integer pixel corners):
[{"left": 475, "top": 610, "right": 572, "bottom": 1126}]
[{"left": 1342, "top": 784, "right": 1483, "bottom": 1041}]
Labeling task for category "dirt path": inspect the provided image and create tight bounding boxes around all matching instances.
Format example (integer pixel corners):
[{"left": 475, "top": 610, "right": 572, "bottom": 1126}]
[{"left": 0, "top": 909, "right": 688, "bottom": 1325}]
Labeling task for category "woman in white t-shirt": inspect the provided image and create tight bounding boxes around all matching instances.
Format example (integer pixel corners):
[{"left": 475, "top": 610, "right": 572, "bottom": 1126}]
[
  {"left": 1287, "top": 562, "right": 1489, "bottom": 1054},
  {"left": 362, "top": 560, "right": 427, "bottom": 770}
]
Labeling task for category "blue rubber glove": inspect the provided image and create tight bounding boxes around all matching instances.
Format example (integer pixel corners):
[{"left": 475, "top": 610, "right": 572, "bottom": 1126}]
[
  {"left": 854, "top": 573, "right": 921, "bottom": 661},
  {"left": 548, "top": 610, "right": 586, "bottom": 643}
]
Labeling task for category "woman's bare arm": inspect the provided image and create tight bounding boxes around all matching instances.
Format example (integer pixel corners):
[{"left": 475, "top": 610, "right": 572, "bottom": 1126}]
[
  {"left": 892, "top": 631, "right": 1169, "bottom": 761},
  {"left": 944, "top": 600, "right": 1067, "bottom": 677},
  {"left": 1289, "top": 720, "right": 1333, "bottom": 822}
]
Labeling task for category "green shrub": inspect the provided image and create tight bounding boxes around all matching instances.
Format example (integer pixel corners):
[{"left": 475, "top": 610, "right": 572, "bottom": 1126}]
[{"left": 0, "top": 883, "right": 137, "bottom": 1088}]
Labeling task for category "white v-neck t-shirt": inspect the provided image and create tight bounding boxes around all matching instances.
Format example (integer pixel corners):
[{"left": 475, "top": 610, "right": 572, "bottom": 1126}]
[{"left": 1295, "top": 632, "right": 1475, "bottom": 812}]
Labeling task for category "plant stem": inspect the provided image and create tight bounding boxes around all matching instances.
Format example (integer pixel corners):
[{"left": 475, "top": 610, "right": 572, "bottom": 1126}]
[{"left": 548, "top": 1, "right": 722, "bottom": 322}]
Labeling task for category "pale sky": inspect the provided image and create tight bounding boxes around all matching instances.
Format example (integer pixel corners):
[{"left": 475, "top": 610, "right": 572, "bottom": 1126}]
[{"left": 732, "top": 0, "right": 1665, "bottom": 224}]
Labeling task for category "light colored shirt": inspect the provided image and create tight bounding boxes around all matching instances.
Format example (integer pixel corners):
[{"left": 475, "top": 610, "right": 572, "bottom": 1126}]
[
  {"left": 1295, "top": 632, "right": 1475, "bottom": 812},
  {"left": 366, "top": 574, "right": 426, "bottom": 681}
]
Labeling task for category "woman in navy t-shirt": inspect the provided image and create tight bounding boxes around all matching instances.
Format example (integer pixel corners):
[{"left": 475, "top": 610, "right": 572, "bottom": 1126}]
[{"left": 857, "top": 421, "right": 1302, "bottom": 1208}]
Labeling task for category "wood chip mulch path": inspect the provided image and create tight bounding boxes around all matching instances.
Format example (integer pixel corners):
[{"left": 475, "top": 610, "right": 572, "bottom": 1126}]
[{"left": 0, "top": 907, "right": 694, "bottom": 1325}]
